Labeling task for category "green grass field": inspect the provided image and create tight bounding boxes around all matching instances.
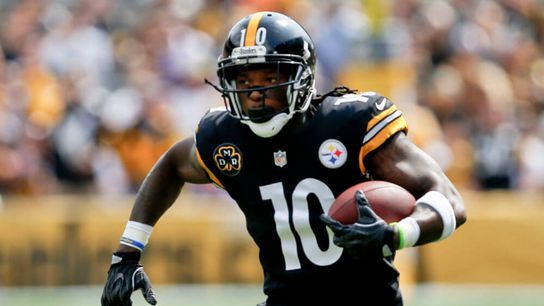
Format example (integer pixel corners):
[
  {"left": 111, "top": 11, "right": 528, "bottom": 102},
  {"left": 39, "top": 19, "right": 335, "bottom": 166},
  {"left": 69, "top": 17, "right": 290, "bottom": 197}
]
[{"left": 1, "top": 283, "right": 544, "bottom": 306}]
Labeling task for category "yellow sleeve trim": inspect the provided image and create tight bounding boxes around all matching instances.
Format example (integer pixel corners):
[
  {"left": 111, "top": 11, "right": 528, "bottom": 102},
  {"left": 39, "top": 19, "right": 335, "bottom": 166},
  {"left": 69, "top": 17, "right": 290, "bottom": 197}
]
[
  {"left": 367, "top": 105, "right": 398, "bottom": 131},
  {"left": 358, "top": 115, "right": 408, "bottom": 174},
  {"left": 195, "top": 146, "right": 225, "bottom": 189}
]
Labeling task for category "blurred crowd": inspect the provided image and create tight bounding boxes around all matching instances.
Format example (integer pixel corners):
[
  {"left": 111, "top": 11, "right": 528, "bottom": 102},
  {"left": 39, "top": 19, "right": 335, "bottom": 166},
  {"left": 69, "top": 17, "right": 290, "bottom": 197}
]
[{"left": 0, "top": 0, "right": 543, "bottom": 196}]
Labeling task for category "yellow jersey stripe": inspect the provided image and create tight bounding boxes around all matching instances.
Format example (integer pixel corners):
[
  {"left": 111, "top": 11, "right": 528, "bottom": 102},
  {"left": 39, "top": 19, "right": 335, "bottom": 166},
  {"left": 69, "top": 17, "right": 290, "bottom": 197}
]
[
  {"left": 244, "top": 12, "right": 264, "bottom": 46},
  {"left": 363, "top": 108, "right": 403, "bottom": 145},
  {"left": 367, "top": 104, "right": 398, "bottom": 132},
  {"left": 195, "top": 146, "right": 225, "bottom": 189},
  {"left": 358, "top": 115, "right": 408, "bottom": 174}
]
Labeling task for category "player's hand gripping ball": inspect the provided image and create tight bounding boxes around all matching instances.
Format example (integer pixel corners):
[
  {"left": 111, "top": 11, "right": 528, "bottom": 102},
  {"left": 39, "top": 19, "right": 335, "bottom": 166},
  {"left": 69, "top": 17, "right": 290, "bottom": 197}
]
[{"left": 320, "top": 181, "right": 416, "bottom": 258}]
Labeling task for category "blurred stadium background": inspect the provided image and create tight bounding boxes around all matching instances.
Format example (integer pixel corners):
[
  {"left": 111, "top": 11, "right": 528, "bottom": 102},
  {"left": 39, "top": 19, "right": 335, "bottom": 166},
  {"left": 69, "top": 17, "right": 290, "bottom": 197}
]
[{"left": 1, "top": 0, "right": 544, "bottom": 305}]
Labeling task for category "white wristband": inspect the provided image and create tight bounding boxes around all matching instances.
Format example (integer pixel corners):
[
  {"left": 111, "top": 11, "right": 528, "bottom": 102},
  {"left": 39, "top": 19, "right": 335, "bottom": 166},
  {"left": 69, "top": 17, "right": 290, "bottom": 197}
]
[
  {"left": 417, "top": 191, "right": 456, "bottom": 240},
  {"left": 396, "top": 217, "right": 420, "bottom": 249},
  {"left": 120, "top": 221, "right": 153, "bottom": 251}
]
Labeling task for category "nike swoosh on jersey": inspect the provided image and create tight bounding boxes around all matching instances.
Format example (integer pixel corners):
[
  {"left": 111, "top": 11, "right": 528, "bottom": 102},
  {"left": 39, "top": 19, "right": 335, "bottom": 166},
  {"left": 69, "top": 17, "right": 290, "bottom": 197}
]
[{"left": 375, "top": 97, "right": 387, "bottom": 110}]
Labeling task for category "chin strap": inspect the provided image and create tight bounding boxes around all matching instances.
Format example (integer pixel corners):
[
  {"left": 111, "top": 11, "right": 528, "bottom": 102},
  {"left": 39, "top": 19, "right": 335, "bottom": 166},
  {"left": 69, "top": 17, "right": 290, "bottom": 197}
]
[
  {"left": 204, "top": 79, "right": 225, "bottom": 96},
  {"left": 242, "top": 111, "right": 293, "bottom": 138}
]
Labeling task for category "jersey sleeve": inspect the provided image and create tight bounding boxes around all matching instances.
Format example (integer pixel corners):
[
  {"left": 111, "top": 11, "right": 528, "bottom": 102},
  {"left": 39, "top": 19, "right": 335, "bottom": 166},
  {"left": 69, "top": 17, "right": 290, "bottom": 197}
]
[
  {"left": 358, "top": 94, "right": 408, "bottom": 174},
  {"left": 194, "top": 107, "right": 227, "bottom": 189}
]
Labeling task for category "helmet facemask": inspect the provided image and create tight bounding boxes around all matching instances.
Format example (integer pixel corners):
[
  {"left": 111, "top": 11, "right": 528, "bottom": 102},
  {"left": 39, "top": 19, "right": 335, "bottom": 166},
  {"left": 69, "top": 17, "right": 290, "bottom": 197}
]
[{"left": 218, "top": 59, "right": 315, "bottom": 137}]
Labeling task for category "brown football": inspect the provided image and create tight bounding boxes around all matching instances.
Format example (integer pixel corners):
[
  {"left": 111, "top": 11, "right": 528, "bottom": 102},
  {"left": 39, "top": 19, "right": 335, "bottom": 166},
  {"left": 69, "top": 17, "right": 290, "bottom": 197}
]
[{"left": 328, "top": 181, "right": 416, "bottom": 224}]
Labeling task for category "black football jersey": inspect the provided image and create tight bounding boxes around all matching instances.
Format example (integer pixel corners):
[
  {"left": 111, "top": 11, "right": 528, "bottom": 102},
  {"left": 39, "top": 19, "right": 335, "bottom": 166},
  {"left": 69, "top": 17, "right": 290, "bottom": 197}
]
[{"left": 195, "top": 92, "right": 408, "bottom": 306}]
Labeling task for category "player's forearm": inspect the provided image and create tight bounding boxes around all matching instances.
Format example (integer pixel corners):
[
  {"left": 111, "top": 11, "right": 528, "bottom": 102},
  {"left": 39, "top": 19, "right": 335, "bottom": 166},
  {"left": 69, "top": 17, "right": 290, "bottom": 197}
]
[
  {"left": 386, "top": 155, "right": 464, "bottom": 246},
  {"left": 411, "top": 158, "right": 466, "bottom": 239},
  {"left": 396, "top": 178, "right": 465, "bottom": 249},
  {"left": 114, "top": 138, "right": 210, "bottom": 253},
  {"left": 368, "top": 133, "right": 466, "bottom": 249},
  {"left": 130, "top": 154, "right": 185, "bottom": 226},
  {"left": 115, "top": 154, "right": 184, "bottom": 253}
]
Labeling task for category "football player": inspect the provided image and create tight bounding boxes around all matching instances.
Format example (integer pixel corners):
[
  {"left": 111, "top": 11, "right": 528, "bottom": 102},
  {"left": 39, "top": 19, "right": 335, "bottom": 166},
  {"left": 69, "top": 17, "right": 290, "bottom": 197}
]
[{"left": 101, "top": 11, "right": 466, "bottom": 306}]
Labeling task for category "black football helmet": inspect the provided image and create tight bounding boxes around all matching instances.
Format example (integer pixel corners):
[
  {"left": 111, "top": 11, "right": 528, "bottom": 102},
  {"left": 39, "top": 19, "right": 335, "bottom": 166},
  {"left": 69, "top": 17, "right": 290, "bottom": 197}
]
[{"left": 216, "top": 11, "right": 316, "bottom": 137}]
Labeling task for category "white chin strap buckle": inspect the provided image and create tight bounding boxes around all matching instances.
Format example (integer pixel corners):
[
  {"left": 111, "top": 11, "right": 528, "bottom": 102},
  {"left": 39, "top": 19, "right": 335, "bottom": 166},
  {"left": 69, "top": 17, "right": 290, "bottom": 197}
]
[{"left": 244, "top": 112, "right": 292, "bottom": 138}]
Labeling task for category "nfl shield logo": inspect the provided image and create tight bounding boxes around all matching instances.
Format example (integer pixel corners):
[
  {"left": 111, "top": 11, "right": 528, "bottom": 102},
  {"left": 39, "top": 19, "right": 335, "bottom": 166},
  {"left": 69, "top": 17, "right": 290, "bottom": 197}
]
[{"left": 274, "top": 150, "right": 287, "bottom": 168}]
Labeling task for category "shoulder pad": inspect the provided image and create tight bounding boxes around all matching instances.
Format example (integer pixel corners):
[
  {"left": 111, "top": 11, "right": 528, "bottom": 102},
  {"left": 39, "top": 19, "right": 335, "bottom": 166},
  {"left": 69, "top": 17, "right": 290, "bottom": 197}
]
[{"left": 323, "top": 92, "right": 391, "bottom": 112}]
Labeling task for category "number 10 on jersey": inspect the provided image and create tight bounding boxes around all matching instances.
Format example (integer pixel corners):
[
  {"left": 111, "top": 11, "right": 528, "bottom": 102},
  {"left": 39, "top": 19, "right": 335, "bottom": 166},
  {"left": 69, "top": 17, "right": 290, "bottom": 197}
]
[{"left": 259, "top": 178, "right": 343, "bottom": 271}]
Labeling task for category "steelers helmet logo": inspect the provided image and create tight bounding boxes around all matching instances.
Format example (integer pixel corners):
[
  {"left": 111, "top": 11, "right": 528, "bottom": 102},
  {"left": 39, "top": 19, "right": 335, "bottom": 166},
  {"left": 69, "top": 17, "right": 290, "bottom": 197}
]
[
  {"left": 213, "top": 144, "right": 242, "bottom": 176},
  {"left": 319, "top": 139, "right": 348, "bottom": 169}
]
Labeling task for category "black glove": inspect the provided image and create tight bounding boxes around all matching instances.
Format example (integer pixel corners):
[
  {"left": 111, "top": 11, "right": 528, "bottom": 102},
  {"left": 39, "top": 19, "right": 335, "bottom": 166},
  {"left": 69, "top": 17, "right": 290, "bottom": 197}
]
[
  {"left": 101, "top": 251, "right": 157, "bottom": 306},
  {"left": 321, "top": 190, "right": 397, "bottom": 259}
]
